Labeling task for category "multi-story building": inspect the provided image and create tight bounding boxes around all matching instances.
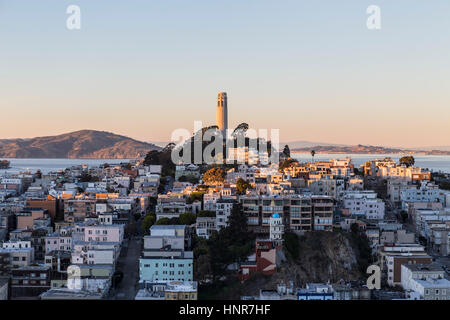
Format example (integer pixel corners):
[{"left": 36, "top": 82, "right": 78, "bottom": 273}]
[
  {"left": 84, "top": 224, "right": 124, "bottom": 244},
  {"left": 45, "top": 230, "right": 73, "bottom": 254},
  {"left": 240, "top": 195, "right": 334, "bottom": 234},
  {"left": 269, "top": 213, "right": 284, "bottom": 245},
  {"left": 387, "top": 178, "right": 412, "bottom": 206},
  {"left": 380, "top": 244, "right": 433, "bottom": 287},
  {"left": 64, "top": 198, "right": 96, "bottom": 222},
  {"left": 139, "top": 255, "right": 194, "bottom": 282},
  {"left": 342, "top": 191, "right": 385, "bottom": 220},
  {"left": 25, "top": 198, "right": 58, "bottom": 220},
  {"left": 427, "top": 222, "right": 450, "bottom": 256},
  {"left": 0, "top": 247, "right": 35, "bottom": 268},
  {"left": 215, "top": 199, "right": 235, "bottom": 230},
  {"left": 155, "top": 195, "right": 186, "bottom": 221},
  {"left": 307, "top": 174, "right": 344, "bottom": 200},
  {"left": 148, "top": 225, "right": 192, "bottom": 250},
  {"left": 400, "top": 182, "right": 448, "bottom": 209},
  {"left": 406, "top": 278, "right": 450, "bottom": 300},
  {"left": 16, "top": 208, "right": 47, "bottom": 230},
  {"left": 195, "top": 217, "right": 216, "bottom": 239},
  {"left": 225, "top": 165, "right": 256, "bottom": 184},
  {"left": 203, "top": 192, "right": 220, "bottom": 211},
  {"left": 401, "top": 264, "right": 445, "bottom": 292},
  {"left": 10, "top": 265, "right": 51, "bottom": 298},
  {"left": 71, "top": 241, "right": 120, "bottom": 266}
]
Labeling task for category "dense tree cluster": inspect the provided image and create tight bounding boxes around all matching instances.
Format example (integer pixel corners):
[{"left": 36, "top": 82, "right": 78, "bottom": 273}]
[
  {"left": 194, "top": 204, "right": 253, "bottom": 282},
  {"left": 349, "top": 223, "right": 373, "bottom": 273},
  {"left": 202, "top": 167, "right": 225, "bottom": 185},
  {"left": 279, "top": 158, "right": 299, "bottom": 171},
  {"left": 283, "top": 231, "right": 300, "bottom": 260},
  {"left": 399, "top": 156, "right": 415, "bottom": 167},
  {"left": 236, "top": 178, "right": 251, "bottom": 195},
  {"left": 178, "top": 175, "right": 200, "bottom": 184},
  {"left": 143, "top": 143, "right": 176, "bottom": 177}
]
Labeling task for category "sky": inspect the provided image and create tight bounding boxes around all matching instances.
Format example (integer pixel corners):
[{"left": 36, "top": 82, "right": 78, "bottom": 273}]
[{"left": 0, "top": 0, "right": 449, "bottom": 148}]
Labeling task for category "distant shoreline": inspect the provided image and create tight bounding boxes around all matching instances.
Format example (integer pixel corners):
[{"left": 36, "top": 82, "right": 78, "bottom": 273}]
[{"left": 291, "top": 151, "right": 450, "bottom": 156}]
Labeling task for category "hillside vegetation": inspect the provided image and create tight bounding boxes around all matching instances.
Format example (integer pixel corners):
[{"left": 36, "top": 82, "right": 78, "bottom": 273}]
[{"left": 0, "top": 130, "right": 161, "bottom": 158}]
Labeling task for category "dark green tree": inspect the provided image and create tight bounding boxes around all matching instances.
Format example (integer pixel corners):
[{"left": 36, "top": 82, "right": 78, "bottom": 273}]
[
  {"left": 311, "top": 150, "right": 316, "bottom": 163},
  {"left": 178, "top": 212, "right": 197, "bottom": 225},
  {"left": 141, "top": 214, "right": 156, "bottom": 234},
  {"left": 399, "top": 156, "right": 415, "bottom": 167},
  {"left": 197, "top": 210, "right": 216, "bottom": 217},
  {"left": 282, "top": 144, "right": 291, "bottom": 158},
  {"left": 283, "top": 231, "right": 299, "bottom": 260},
  {"left": 178, "top": 175, "right": 200, "bottom": 184},
  {"left": 236, "top": 178, "right": 251, "bottom": 195},
  {"left": 155, "top": 217, "right": 171, "bottom": 225}
]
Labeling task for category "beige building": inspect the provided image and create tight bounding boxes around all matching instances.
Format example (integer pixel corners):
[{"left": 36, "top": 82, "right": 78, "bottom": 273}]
[{"left": 165, "top": 281, "right": 197, "bottom": 300}]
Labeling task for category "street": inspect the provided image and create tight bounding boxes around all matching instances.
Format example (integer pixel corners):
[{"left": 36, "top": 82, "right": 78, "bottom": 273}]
[{"left": 111, "top": 236, "right": 142, "bottom": 300}]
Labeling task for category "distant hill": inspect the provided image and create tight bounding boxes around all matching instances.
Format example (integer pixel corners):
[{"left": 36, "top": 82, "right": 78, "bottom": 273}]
[
  {"left": 282, "top": 140, "right": 348, "bottom": 149},
  {"left": 0, "top": 130, "right": 161, "bottom": 159},
  {"left": 409, "top": 146, "right": 450, "bottom": 152},
  {"left": 291, "top": 144, "right": 450, "bottom": 155}
]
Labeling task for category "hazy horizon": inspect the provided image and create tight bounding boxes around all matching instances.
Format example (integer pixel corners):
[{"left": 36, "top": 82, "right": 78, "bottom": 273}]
[{"left": 1, "top": 1, "right": 449, "bottom": 148}]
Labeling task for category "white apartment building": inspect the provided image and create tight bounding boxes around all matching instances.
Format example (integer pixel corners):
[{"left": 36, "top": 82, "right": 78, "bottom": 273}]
[
  {"left": 203, "top": 192, "right": 220, "bottom": 211},
  {"left": 413, "top": 209, "right": 450, "bottom": 237},
  {"left": 400, "top": 182, "right": 448, "bottom": 209},
  {"left": 225, "top": 165, "right": 256, "bottom": 184},
  {"left": 2, "top": 240, "right": 32, "bottom": 250},
  {"left": 45, "top": 231, "right": 73, "bottom": 253},
  {"left": 407, "top": 278, "right": 450, "bottom": 300},
  {"left": 215, "top": 199, "right": 235, "bottom": 231},
  {"left": 269, "top": 213, "right": 284, "bottom": 244},
  {"left": 378, "top": 165, "right": 430, "bottom": 181},
  {"left": 195, "top": 217, "right": 216, "bottom": 240},
  {"left": 84, "top": 224, "right": 124, "bottom": 244},
  {"left": 342, "top": 191, "right": 385, "bottom": 220},
  {"left": 72, "top": 241, "right": 119, "bottom": 265},
  {"left": 387, "top": 178, "right": 412, "bottom": 205},
  {"left": 401, "top": 264, "right": 445, "bottom": 292}
]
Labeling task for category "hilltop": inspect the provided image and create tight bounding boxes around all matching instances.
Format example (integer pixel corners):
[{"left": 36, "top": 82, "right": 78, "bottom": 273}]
[{"left": 0, "top": 130, "right": 161, "bottom": 159}]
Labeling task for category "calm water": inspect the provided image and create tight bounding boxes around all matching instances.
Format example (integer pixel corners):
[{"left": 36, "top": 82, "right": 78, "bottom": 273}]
[
  {"left": 0, "top": 158, "right": 135, "bottom": 175},
  {"left": 292, "top": 153, "right": 450, "bottom": 173}
]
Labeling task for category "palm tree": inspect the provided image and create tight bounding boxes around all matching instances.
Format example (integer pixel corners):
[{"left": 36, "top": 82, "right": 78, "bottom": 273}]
[{"left": 311, "top": 150, "right": 316, "bottom": 163}]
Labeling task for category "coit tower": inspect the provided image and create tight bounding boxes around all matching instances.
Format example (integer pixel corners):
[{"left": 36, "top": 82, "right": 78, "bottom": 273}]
[{"left": 216, "top": 92, "right": 228, "bottom": 136}]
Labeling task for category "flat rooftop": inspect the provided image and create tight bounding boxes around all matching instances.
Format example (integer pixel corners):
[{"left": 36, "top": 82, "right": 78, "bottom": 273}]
[{"left": 403, "top": 264, "right": 443, "bottom": 272}]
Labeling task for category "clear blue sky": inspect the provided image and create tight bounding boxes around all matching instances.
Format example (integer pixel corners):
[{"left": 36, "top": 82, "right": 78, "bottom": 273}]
[{"left": 1, "top": 0, "right": 449, "bottom": 147}]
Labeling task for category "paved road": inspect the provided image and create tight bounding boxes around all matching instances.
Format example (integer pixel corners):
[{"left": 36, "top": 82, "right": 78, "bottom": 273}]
[{"left": 112, "top": 237, "right": 142, "bottom": 300}]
